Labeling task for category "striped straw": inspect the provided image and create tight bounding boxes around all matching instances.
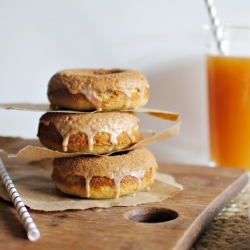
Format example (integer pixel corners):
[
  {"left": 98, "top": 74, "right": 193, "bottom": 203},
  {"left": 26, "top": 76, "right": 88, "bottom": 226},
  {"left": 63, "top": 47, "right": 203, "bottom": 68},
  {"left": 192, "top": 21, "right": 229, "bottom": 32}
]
[
  {"left": 0, "top": 157, "right": 40, "bottom": 241},
  {"left": 204, "top": 0, "right": 224, "bottom": 54}
]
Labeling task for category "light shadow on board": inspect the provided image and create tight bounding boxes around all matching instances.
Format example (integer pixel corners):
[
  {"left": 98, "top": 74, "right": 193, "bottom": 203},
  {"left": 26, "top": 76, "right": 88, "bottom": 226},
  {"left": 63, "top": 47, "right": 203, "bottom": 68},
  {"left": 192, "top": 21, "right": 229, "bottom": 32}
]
[{"left": 138, "top": 54, "right": 209, "bottom": 165}]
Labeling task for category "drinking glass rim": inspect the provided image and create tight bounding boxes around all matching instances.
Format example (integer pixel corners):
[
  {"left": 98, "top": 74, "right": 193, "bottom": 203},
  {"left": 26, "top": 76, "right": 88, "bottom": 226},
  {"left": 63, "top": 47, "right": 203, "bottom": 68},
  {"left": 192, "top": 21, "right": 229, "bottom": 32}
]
[{"left": 204, "top": 24, "right": 250, "bottom": 32}]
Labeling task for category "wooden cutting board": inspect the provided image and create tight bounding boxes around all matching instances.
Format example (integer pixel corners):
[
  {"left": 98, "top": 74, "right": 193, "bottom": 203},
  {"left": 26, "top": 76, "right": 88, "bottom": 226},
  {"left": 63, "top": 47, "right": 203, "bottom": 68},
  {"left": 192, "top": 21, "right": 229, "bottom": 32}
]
[{"left": 0, "top": 161, "right": 248, "bottom": 250}]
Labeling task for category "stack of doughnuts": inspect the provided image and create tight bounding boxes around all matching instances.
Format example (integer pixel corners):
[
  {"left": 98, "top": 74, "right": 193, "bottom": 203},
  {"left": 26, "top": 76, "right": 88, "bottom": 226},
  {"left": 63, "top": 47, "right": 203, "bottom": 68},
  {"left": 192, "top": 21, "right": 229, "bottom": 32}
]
[{"left": 37, "top": 68, "right": 158, "bottom": 199}]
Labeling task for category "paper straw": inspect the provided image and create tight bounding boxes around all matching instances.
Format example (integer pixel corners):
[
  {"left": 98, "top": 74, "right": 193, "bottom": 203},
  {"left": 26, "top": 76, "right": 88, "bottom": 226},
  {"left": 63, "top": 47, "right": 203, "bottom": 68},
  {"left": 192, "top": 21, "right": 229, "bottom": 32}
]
[
  {"left": 0, "top": 157, "right": 40, "bottom": 241},
  {"left": 249, "top": 207, "right": 250, "bottom": 222},
  {"left": 204, "top": 0, "right": 224, "bottom": 54}
]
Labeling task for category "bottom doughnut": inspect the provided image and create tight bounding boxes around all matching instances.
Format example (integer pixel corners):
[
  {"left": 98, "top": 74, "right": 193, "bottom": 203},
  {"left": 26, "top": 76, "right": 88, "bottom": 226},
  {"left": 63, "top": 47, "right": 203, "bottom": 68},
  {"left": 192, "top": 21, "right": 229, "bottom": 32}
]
[{"left": 51, "top": 148, "right": 158, "bottom": 199}]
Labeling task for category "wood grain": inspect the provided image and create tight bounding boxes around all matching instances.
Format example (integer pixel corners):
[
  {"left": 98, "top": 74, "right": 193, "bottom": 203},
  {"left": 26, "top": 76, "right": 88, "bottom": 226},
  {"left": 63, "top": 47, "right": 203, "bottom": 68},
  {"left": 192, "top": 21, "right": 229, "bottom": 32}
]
[{"left": 0, "top": 162, "right": 248, "bottom": 250}]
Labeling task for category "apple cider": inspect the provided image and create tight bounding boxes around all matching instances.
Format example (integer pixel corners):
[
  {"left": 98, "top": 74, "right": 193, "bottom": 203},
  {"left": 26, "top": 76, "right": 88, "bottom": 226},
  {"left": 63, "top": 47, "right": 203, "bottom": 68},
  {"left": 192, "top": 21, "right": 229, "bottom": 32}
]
[{"left": 207, "top": 55, "right": 250, "bottom": 170}]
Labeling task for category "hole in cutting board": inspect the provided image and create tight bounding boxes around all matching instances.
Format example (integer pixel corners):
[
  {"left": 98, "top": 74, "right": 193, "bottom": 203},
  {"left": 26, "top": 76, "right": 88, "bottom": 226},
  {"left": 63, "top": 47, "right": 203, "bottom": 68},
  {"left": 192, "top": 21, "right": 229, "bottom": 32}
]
[{"left": 124, "top": 207, "right": 178, "bottom": 223}]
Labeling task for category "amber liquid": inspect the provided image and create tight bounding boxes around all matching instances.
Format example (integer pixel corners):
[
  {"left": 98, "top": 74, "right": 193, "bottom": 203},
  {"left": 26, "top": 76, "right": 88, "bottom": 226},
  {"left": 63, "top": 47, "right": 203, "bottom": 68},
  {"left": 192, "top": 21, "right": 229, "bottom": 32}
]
[{"left": 207, "top": 55, "right": 250, "bottom": 170}]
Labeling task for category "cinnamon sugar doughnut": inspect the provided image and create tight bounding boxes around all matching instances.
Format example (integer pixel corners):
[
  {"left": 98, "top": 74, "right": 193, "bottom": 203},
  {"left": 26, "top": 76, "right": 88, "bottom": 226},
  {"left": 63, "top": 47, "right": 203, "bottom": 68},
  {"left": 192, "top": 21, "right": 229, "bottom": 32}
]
[
  {"left": 47, "top": 68, "right": 150, "bottom": 111},
  {"left": 37, "top": 112, "right": 143, "bottom": 154},
  {"left": 51, "top": 148, "right": 158, "bottom": 199}
]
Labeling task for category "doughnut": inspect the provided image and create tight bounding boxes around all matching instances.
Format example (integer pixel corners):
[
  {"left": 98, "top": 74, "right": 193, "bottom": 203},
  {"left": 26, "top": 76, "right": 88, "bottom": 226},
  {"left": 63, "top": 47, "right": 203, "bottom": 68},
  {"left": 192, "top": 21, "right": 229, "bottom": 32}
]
[
  {"left": 37, "top": 111, "right": 143, "bottom": 154},
  {"left": 51, "top": 148, "right": 158, "bottom": 199},
  {"left": 47, "top": 68, "right": 150, "bottom": 111}
]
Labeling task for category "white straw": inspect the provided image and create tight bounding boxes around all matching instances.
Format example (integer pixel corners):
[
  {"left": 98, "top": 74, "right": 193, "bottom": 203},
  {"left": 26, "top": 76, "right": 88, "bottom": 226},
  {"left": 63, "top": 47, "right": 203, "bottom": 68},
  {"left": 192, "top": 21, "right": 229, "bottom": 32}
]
[
  {"left": 0, "top": 157, "right": 40, "bottom": 241},
  {"left": 204, "top": 0, "right": 224, "bottom": 54}
]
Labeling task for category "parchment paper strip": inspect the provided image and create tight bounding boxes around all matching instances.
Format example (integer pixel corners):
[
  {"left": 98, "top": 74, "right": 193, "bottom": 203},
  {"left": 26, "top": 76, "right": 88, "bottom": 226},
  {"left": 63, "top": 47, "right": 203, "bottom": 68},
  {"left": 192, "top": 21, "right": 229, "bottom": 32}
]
[
  {"left": 0, "top": 103, "right": 179, "bottom": 121},
  {"left": 2, "top": 123, "right": 180, "bottom": 159}
]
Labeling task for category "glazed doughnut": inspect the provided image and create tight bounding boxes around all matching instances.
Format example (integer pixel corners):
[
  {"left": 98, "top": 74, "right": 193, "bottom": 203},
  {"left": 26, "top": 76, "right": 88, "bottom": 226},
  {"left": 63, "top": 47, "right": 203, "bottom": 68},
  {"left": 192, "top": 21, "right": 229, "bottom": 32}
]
[
  {"left": 47, "top": 68, "right": 150, "bottom": 111},
  {"left": 37, "top": 112, "right": 143, "bottom": 154},
  {"left": 51, "top": 148, "right": 158, "bottom": 199}
]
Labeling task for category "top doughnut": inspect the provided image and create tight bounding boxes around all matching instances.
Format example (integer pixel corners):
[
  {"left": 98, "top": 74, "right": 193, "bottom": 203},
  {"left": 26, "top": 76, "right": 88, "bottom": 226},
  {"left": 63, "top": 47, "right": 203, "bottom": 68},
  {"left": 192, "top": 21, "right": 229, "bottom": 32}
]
[{"left": 47, "top": 68, "right": 150, "bottom": 111}]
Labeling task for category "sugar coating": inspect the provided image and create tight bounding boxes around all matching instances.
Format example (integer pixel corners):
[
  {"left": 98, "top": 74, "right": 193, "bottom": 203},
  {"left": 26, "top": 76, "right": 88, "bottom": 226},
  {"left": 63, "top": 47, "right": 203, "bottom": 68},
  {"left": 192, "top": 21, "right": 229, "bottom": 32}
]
[
  {"left": 40, "top": 112, "right": 139, "bottom": 152},
  {"left": 53, "top": 148, "right": 158, "bottom": 198},
  {"left": 48, "top": 69, "right": 149, "bottom": 110}
]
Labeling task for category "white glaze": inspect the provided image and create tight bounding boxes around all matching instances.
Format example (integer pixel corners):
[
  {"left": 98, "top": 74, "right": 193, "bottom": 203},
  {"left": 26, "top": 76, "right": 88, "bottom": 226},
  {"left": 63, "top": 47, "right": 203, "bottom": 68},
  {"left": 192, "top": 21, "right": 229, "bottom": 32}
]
[
  {"left": 50, "top": 69, "right": 149, "bottom": 111},
  {"left": 53, "top": 148, "right": 158, "bottom": 198},
  {"left": 40, "top": 112, "right": 139, "bottom": 152}
]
